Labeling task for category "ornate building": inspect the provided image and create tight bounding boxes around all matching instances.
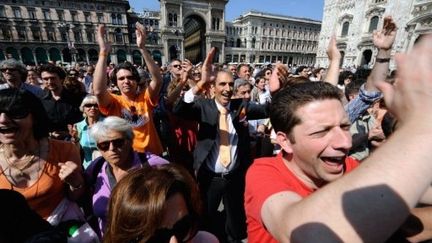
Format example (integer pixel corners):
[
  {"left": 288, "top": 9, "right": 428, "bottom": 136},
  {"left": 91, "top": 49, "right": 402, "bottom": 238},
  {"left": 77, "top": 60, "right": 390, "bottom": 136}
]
[
  {"left": 0, "top": 0, "right": 134, "bottom": 65},
  {"left": 316, "top": 0, "right": 432, "bottom": 69},
  {"left": 128, "top": 9, "right": 164, "bottom": 65},
  {"left": 225, "top": 11, "right": 321, "bottom": 65},
  {"left": 158, "top": 0, "right": 227, "bottom": 64}
]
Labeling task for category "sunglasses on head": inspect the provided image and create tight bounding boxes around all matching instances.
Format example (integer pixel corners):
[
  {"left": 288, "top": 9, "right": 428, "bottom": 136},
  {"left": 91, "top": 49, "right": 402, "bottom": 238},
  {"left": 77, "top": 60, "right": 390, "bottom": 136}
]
[
  {"left": 0, "top": 108, "right": 30, "bottom": 119},
  {"left": 84, "top": 103, "right": 98, "bottom": 108},
  {"left": 96, "top": 138, "right": 125, "bottom": 151},
  {"left": 145, "top": 214, "right": 197, "bottom": 243}
]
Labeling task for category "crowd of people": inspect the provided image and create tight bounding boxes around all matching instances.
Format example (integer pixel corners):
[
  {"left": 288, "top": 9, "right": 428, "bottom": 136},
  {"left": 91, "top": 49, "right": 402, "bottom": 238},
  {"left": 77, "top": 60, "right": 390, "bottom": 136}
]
[{"left": 1, "top": 16, "right": 432, "bottom": 243}]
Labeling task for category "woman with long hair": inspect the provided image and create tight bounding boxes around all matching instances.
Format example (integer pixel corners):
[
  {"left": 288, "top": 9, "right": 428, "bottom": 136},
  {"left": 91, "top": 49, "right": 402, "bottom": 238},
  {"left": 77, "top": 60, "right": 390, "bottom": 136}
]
[{"left": 105, "top": 164, "right": 218, "bottom": 243}]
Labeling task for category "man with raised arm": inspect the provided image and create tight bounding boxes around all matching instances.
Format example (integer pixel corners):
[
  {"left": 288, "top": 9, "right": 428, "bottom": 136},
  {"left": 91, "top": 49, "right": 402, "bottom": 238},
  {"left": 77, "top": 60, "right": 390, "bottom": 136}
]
[
  {"left": 93, "top": 23, "right": 163, "bottom": 155},
  {"left": 244, "top": 29, "right": 432, "bottom": 242}
]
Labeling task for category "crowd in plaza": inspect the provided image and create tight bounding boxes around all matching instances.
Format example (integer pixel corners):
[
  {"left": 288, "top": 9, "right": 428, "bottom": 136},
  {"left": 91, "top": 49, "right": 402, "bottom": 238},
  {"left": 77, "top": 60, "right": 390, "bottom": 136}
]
[{"left": 1, "top": 16, "right": 432, "bottom": 243}]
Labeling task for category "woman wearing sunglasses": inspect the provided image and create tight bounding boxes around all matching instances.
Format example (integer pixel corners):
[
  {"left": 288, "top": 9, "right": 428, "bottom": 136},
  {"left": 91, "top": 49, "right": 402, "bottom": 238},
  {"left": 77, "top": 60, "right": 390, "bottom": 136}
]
[
  {"left": 85, "top": 116, "right": 168, "bottom": 239},
  {"left": 71, "top": 95, "right": 104, "bottom": 169},
  {"left": 105, "top": 164, "right": 218, "bottom": 243},
  {"left": 0, "top": 88, "right": 85, "bottom": 219}
]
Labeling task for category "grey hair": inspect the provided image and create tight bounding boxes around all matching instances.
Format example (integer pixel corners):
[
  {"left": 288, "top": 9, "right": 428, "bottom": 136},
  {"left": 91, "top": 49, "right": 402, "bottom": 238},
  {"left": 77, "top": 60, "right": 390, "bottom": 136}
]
[
  {"left": 0, "top": 59, "right": 27, "bottom": 81},
  {"left": 234, "top": 78, "right": 251, "bottom": 93},
  {"left": 90, "top": 116, "right": 134, "bottom": 142},
  {"left": 79, "top": 95, "right": 98, "bottom": 113}
]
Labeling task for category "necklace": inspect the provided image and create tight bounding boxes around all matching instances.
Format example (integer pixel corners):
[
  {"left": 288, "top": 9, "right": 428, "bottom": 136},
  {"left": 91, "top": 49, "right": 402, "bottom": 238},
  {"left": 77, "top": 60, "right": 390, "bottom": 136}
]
[{"left": 1, "top": 144, "right": 39, "bottom": 177}]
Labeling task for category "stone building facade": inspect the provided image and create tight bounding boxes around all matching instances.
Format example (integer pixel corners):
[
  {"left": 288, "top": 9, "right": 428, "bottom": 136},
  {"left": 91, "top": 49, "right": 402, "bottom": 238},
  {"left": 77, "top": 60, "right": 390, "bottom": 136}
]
[
  {"left": 0, "top": 0, "right": 134, "bottom": 65},
  {"left": 158, "top": 0, "right": 227, "bottom": 64},
  {"left": 316, "top": 0, "right": 432, "bottom": 69},
  {"left": 225, "top": 11, "right": 321, "bottom": 66}
]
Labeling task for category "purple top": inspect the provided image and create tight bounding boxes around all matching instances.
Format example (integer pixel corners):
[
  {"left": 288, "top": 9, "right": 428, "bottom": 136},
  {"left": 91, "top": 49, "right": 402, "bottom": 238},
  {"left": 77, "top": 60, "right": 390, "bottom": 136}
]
[{"left": 85, "top": 152, "right": 168, "bottom": 238}]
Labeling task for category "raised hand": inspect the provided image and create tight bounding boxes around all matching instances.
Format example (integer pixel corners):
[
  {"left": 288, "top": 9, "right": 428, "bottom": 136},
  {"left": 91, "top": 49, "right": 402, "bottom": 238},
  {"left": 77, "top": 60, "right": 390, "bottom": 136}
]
[
  {"left": 58, "top": 161, "right": 84, "bottom": 190},
  {"left": 96, "top": 24, "right": 111, "bottom": 53},
  {"left": 376, "top": 35, "right": 432, "bottom": 124},
  {"left": 327, "top": 35, "right": 341, "bottom": 61},
  {"left": 373, "top": 16, "right": 397, "bottom": 50},
  {"left": 136, "top": 22, "right": 147, "bottom": 49},
  {"left": 201, "top": 48, "right": 217, "bottom": 84},
  {"left": 180, "top": 59, "right": 193, "bottom": 83}
]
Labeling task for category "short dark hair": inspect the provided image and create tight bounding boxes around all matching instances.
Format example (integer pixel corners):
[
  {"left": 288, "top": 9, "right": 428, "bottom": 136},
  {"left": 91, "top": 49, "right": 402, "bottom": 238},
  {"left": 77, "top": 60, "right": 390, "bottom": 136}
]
[
  {"left": 237, "top": 63, "right": 251, "bottom": 73},
  {"left": 38, "top": 64, "right": 67, "bottom": 80},
  {"left": 270, "top": 82, "right": 342, "bottom": 141},
  {"left": 344, "top": 79, "right": 364, "bottom": 101},
  {"left": 0, "top": 88, "right": 49, "bottom": 139},
  {"left": 110, "top": 61, "right": 140, "bottom": 85},
  {"left": 295, "top": 65, "right": 308, "bottom": 75}
]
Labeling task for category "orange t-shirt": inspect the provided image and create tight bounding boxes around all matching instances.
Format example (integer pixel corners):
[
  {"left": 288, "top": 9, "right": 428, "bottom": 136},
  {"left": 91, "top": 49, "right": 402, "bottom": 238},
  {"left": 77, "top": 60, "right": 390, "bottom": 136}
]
[
  {"left": 0, "top": 140, "right": 80, "bottom": 219},
  {"left": 99, "top": 90, "right": 163, "bottom": 155}
]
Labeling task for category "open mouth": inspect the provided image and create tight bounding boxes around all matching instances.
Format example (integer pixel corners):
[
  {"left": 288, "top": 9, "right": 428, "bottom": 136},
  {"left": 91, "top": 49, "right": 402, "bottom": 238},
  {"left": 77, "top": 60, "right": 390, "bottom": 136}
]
[
  {"left": 0, "top": 126, "right": 18, "bottom": 134},
  {"left": 321, "top": 156, "right": 346, "bottom": 172}
]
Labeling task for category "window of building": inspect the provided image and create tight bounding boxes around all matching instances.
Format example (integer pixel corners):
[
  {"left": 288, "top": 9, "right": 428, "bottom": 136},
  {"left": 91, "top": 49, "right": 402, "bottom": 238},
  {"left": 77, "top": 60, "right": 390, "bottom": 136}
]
[
  {"left": 111, "top": 13, "right": 117, "bottom": 25},
  {"left": 47, "top": 28, "right": 56, "bottom": 41},
  {"left": 173, "top": 14, "right": 177, "bottom": 26},
  {"left": 115, "top": 28, "right": 123, "bottom": 43},
  {"left": 13, "top": 7, "right": 22, "bottom": 18},
  {"left": 86, "top": 30, "right": 94, "bottom": 42},
  {"left": 71, "top": 11, "right": 77, "bottom": 22},
  {"left": 0, "top": 6, "right": 5, "bottom": 18},
  {"left": 117, "top": 14, "right": 122, "bottom": 24},
  {"left": 2, "top": 27, "right": 12, "bottom": 40},
  {"left": 84, "top": 12, "right": 91, "bottom": 23},
  {"left": 369, "top": 16, "right": 379, "bottom": 33},
  {"left": 341, "top": 21, "right": 349, "bottom": 37},
  {"left": 57, "top": 10, "right": 64, "bottom": 21},
  {"left": 97, "top": 13, "right": 104, "bottom": 23},
  {"left": 168, "top": 13, "right": 173, "bottom": 26},
  {"left": 43, "top": 9, "right": 50, "bottom": 20},
  {"left": 61, "top": 31, "right": 67, "bottom": 42},
  {"left": 251, "top": 38, "right": 256, "bottom": 48},
  {"left": 74, "top": 30, "right": 81, "bottom": 42},
  {"left": 28, "top": 9, "right": 36, "bottom": 19},
  {"left": 17, "top": 27, "right": 26, "bottom": 40},
  {"left": 236, "top": 38, "right": 241, "bottom": 47},
  {"left": 32, "top": 27, "right": 41, "bottom": 40}
]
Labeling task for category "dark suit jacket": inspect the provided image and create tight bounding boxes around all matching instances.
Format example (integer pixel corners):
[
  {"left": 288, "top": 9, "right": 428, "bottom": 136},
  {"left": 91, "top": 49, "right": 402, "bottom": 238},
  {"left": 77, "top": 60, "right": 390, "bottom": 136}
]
[{"left": 173, "top": 97, "right": 269, "bottom": 172}]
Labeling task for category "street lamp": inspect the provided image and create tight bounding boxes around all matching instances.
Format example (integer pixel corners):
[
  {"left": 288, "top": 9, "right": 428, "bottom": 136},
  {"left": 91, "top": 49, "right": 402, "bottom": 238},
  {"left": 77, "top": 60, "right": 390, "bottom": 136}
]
[{"left": 57, "top": 22, "right": 77, "bottom": 64}]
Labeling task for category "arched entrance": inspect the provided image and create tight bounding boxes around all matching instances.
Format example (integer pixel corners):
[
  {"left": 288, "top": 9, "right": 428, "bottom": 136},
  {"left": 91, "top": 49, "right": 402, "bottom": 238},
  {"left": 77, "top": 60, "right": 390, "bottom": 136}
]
[
  {"left": 88, "top": 49, "right": 98, "bottom": 64},
  {"left": 77, "top": 48, "right": 86, "bottom": 63},
  {"left": 132, "top": 50, "right": 142, "bottom": 65},
  {"left": 35, "top": 47, "right": 48, "bottom": 64},
  {"left": 152, "top": 50, "right": 162, "bottom": 65},
  {"left": 6, "top": 47, "right": 19, "bottom": 60},
  {"left": 361, "top": 49, "right": 372, "bottom": 68},
  {"left": 49, "top": 48, "right": 61, "bottom": 63},
  {"left": 169, "top": 45, "right": 178, "bottom": 61},
  {"left": 21, "top": 47, "right": 34, "bottom": 65},
  {"left": 184, "top": 15, "right": 206, "bottom": 64},
  {"left": 62, "top": 48, "right": 72, "bottom": 63},
  {"left": 117, "top": 49, "right": 127, "bottom": 63}
]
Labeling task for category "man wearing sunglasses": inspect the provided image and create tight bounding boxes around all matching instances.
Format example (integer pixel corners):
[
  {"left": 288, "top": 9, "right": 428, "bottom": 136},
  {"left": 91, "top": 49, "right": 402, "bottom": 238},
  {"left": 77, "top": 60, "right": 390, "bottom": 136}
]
[
  {"left": 93, "top": 23, "right": 163, "bottom": 156},
  {"left": 0, "top": 59, "right": 44, "bottom": 98}
]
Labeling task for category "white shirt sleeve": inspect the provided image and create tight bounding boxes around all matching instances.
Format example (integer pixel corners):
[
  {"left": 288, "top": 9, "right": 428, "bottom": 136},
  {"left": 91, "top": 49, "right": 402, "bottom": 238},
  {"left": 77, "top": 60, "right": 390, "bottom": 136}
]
[{"left": 183, "top": 88, "right": 196, "bottom": 103}]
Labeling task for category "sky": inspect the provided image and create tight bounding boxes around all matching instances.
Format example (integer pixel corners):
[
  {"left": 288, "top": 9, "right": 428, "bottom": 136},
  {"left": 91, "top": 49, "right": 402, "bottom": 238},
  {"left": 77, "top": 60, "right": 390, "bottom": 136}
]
[{"left": 129, "top": 0, "right": 324, "bottom": 21}]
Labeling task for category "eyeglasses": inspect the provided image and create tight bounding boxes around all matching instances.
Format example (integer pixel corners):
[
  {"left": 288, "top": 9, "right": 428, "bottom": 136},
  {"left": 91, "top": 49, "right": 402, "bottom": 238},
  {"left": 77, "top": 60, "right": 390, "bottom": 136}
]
[
  {"left": 192, "top": 72, "right": 201, "bottom": 77},
  {"left": 118, "top": 75, "right": 136, "bottom": 81},
  {"left": 145, "top": 214, "right": 197, "bottom": 243},
  {"left": 96, "top": 138, "right": 126, "bottom": 151},
  {"left": 0, "top": 108, "right": 30, "bottom": 119},
  {"left": 0, "top": 68, "right": 18, "bottom": 72},
  {"left": 83, "top": 103, "right": 98, "bottom": 108},
  {"left": 172, "top": 64, "right": 182, "bottom": 69}
]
